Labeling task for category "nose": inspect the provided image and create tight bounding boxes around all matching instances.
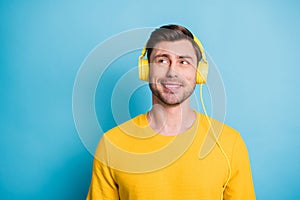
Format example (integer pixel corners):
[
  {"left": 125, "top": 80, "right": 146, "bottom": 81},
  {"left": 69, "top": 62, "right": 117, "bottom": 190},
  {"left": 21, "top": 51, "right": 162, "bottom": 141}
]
[{"left": 166, "top": 61, "right": 178, "bottom": 78}]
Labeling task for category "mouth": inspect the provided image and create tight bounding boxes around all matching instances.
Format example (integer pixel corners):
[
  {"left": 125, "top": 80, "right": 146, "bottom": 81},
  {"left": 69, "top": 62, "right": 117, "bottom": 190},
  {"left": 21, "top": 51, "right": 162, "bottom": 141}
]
[{"left": 161, "top": 82, "right": 183, "bottom": 91}]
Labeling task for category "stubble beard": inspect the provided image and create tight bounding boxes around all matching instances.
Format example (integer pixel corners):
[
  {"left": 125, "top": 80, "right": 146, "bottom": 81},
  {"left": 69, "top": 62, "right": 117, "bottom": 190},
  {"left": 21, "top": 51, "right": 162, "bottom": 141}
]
[{"left": 149, "top": 82, "right": 196, "bottom": 106}]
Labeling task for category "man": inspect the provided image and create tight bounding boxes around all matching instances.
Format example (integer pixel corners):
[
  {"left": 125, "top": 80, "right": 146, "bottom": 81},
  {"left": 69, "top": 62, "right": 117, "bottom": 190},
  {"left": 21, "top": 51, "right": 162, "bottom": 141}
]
[{"left": 87, "top": 24, "right": 255, "bottom": 199}]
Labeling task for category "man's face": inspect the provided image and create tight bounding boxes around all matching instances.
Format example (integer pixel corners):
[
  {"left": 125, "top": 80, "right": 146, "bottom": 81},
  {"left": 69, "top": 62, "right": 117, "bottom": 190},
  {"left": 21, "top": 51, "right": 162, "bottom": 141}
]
[{"left": 149, "top": 39, "right": 198, "bottom": 106}]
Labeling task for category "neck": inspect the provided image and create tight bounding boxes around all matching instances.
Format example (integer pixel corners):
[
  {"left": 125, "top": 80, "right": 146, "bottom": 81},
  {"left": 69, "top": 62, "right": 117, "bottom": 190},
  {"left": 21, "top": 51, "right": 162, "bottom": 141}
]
[{"left": 147, "top": 96, "right": 196, "bottom": 136}]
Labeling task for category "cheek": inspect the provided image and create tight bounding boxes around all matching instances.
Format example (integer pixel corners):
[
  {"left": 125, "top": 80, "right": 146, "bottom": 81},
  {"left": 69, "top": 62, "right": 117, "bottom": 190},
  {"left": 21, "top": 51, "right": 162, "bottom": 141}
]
[
  {"left": 149, "top": 65, "right": 197, "bottom": 82},
  {"left": 149, "top": 66, "right": 166, "bottom": 78},
  {"left": 181, "top": 68, "right": 197, "bottom": 82}
]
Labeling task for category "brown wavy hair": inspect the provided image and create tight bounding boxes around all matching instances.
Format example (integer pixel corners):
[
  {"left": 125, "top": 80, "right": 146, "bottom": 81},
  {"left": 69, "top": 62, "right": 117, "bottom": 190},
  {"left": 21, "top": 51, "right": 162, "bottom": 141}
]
[{"left": 146, "top": 24, "right": 202, "bottom": 63}]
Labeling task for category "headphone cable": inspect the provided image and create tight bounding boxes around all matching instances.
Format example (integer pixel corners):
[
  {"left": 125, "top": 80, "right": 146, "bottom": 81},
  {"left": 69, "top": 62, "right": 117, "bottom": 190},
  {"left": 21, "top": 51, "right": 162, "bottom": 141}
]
[{"left": 200, "top": 84, "right": 232, "bottom": 200}]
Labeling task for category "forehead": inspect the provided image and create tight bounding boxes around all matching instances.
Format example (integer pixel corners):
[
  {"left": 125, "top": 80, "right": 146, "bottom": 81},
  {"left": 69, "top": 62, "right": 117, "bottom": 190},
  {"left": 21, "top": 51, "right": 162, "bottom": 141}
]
[{"left": 151, "top": 40, "right": 196, "bottom": 59}]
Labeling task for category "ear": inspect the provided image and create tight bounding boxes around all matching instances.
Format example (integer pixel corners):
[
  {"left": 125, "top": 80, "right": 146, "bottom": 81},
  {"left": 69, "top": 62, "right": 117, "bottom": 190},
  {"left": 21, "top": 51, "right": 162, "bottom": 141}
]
[
  {"left": 196, "top": 60, "right": 208, "bottom": 84},
  {"left": 138, "top": 58, "right": 149, "bottom": 82}
]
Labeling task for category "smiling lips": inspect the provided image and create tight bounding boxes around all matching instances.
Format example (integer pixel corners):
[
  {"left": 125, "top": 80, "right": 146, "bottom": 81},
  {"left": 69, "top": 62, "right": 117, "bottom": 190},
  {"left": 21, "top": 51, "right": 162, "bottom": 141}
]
[{"left": 161, "top": 82, "right": 183, "bottom": 92}]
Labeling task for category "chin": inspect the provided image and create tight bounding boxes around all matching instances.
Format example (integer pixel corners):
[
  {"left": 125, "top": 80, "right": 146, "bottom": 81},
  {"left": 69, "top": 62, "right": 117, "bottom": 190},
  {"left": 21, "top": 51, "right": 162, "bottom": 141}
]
[{"left": 160, "top": 95, "right": 188, "bottom": 106}]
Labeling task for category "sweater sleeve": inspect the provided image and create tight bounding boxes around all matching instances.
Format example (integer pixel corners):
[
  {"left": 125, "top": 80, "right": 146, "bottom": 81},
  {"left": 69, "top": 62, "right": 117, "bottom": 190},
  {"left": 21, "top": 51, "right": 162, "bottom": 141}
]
[
  {"left": 223, "top": 134, "right": 256, "bottom": 200},
  {"left": 86, "top": 137, "right": 119, "bottom": 200}
]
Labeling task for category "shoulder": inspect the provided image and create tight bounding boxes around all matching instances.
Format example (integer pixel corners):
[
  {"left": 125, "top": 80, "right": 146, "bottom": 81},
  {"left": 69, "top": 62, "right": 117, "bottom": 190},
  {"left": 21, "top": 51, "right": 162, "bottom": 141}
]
[
  {"left": 197, "top": 112, "right": 246, "bottom": 158},
  {"left": 103, "top": 113, "right": 148, "bottom": 139},
  {"left": 197, "top": 112, "right": 241, "bottom": 139},
  {"left": 94, "top": 114, "right": 147, "bottom": 164},
  {"left": 98, "top": 113, "right": 152, "bottom": 151}
]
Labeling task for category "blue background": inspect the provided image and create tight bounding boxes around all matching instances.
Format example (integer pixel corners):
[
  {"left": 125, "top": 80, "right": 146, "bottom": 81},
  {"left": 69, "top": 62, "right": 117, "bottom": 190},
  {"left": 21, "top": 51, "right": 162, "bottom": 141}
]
[{"left": 1, "top": 0, "right": 300, "bottom": 199}]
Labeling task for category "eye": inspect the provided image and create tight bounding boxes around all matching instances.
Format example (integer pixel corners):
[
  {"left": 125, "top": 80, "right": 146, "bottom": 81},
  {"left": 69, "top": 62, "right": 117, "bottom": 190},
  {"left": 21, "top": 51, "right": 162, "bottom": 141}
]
[
  {"left": 180, "top": 60, "right": 189, "bottom": 65},
  {"left": 154, "top": 57, "right": 169, "bottom": 65},
  {"left": 159, "top": 59, "right": 168, "bottom": 64}
]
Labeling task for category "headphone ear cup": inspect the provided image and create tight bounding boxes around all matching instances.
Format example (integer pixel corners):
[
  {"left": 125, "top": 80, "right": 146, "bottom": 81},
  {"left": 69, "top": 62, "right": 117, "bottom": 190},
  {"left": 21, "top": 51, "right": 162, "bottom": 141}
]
[
  {"left": 196, "top": 61, "right": 209, "bottom": 84},
  {"left": 138, "top": 59, "right": 149, "bottom": 81}
]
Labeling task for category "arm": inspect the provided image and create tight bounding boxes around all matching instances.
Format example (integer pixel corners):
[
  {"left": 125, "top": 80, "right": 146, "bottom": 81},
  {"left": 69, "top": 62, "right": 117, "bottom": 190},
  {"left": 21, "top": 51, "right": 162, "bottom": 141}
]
[
  {"left": 86, "top": 138, "right": 119, "bottom": 200},
  {"left": 223, "top": 134, "right": 256, "bottom": 200}
]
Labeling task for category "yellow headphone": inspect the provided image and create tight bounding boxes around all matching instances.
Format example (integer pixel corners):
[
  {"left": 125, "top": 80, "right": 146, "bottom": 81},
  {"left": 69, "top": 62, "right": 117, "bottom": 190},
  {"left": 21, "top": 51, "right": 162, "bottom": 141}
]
[{"left": 138, "top": 35, "right": 209, "bottom": 84}]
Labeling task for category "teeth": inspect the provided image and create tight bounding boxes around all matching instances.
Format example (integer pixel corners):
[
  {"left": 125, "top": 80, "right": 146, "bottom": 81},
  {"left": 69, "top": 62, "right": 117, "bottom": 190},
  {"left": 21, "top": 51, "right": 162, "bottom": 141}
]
[{"left": 165, "top": 84, "right": 180, "bottom": 88}]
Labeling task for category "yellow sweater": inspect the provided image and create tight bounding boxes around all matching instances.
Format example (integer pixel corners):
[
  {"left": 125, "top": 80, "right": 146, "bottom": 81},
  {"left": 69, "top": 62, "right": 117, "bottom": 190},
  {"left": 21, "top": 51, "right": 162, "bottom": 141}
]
[{"left": 87, "top": 112, "right": 255, "bottom": 200}]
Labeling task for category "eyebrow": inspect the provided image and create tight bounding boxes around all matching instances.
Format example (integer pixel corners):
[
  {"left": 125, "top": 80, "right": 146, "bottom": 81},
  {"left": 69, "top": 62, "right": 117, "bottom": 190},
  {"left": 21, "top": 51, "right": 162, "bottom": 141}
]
[
  {"left": 178, "top": 55, "right": 194, "bottom": 61},
  {"left": 153, "top": 54, "right": 194, "bottom": 62},
  {"left": 153, "top": 54, "right": 170, "bottom": 60}
]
